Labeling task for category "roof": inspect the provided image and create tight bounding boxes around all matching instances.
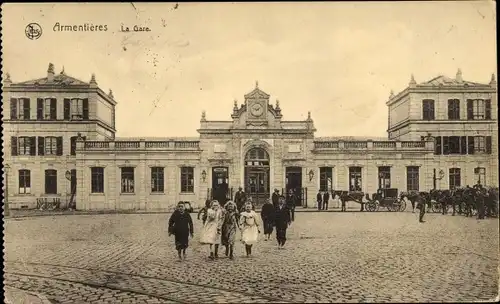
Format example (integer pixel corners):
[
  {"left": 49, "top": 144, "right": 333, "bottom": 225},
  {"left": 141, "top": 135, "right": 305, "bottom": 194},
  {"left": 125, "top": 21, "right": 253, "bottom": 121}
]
[
  {"left": 315, "top": 136, "right": 389, "bottom": 141},
  {"left": 417, "top": 75, "right": 489, "bottom": 87},
  {"left": 14, "top": 72, "right": 89, "bottom": 86}
]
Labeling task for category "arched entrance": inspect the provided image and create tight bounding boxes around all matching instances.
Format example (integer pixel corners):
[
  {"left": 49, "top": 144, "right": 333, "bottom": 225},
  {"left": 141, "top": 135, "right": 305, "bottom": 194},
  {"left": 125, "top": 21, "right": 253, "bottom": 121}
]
[{"left": 244, "top": 147, "right": 270, "bottom": 207}]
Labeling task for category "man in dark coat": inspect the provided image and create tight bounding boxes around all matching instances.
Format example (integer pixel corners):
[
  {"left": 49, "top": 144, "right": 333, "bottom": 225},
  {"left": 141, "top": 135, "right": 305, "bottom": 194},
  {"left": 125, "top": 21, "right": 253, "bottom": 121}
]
[
  {"left": 168, "top": 201, "right": 194, "bottom": 260},
  {"left": 234, "top": 187, "right": 247, "bottom": 211},
  {"left": 272, "top": 189, "right": 280, "bottom": 209},
  {"left": 316, "top": 191, "right": 323, "bottom": 211},
  {"left": 274, "top": 196, "right": 292, "bottom": 248},
  {"left": 261, "top": 199, "right": 275, "bottom": 241},
  {"left": 322, "top": 191, "right": 330, "bottom": 211}
]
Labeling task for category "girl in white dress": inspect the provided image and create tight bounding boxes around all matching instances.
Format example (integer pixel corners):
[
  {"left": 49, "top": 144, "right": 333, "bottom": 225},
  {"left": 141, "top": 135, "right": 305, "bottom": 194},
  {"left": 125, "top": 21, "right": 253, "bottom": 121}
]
[
  {"left": 199, "top": 200, "right": 224, "bottom": 259},
  {"left": 239, "top": 202, "right": 261, "bottom": 257}
]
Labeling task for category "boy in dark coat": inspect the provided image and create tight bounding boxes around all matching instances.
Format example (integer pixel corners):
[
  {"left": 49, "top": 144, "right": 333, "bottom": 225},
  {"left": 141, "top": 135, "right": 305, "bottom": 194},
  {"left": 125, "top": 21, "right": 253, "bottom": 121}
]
[
  {"left": 274, "top": 196, "right": 292, "bottom": 248},
  {"left": 261, "top": 198, "right": 275, "bottom": 241},
  {"left": 169, "top": 201, "right": 194, "bottom": 260}
]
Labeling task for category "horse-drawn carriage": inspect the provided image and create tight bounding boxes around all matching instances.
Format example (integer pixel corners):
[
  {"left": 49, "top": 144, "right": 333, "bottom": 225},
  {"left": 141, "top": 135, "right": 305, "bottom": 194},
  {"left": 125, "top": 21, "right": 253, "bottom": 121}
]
[{"left": 365, "top": 188, "right": 407, "bottom": 212}]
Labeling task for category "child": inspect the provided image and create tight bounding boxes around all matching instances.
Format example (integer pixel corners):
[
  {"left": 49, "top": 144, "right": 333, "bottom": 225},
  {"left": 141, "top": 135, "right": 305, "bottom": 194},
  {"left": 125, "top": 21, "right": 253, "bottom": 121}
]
[
  {"left": 275, "top": 196, "right": 292, "bottom": 249},
  {"left": 260, "top": 198, "right": 275, "bottom": 241},
  {"left": 199, "top": 200, "right": 224, "bottom": 259},
  {"left": 221, "top": 201, "right": 240, "bottom": 260},
  {"left": 239, "top": 202, "right": 260, "bottom": 257},
  {"left": 168, "top": 201, "right": 194, "bottom": 260},
  {"left": 197, "top": 199, "right": 212, "bottom": 225}
]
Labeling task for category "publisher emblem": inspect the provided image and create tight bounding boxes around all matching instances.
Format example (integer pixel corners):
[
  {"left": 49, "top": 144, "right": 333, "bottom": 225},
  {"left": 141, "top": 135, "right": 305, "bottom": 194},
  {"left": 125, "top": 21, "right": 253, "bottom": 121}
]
[{"left": 25, "top": 23, "right": 42, "bottom": 40}]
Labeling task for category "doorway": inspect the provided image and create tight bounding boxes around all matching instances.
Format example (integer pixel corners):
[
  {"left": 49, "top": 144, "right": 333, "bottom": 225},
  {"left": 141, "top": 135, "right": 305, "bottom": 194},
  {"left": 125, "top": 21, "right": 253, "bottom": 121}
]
[
  {"left": 244, "top": 148, "right": 270, "bottom": 207},
  {"left": 285, "top": 167, "right": 303, "bottom": 206},
  {"left": 212, "top": 167, "right": 229, "bottom": 202}
]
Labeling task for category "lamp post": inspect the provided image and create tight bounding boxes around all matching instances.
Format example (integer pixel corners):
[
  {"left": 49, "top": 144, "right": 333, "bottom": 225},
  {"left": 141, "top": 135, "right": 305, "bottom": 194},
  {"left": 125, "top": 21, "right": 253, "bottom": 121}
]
[{"left": 4, "top": 164, "right": 10, "bottom": 216}]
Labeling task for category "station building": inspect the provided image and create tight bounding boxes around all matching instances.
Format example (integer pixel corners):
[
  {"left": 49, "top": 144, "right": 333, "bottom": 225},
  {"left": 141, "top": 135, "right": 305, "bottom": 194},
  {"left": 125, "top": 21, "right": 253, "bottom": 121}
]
[{"left": 3, "top": 64, "right": 497, "bottom": 210}]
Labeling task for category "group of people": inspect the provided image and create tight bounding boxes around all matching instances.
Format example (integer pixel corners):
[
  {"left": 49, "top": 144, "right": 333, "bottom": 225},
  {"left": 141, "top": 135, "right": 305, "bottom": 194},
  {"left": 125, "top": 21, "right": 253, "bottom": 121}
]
[{"left": 167, "top": 193, "right": 293, "bottom": 261}]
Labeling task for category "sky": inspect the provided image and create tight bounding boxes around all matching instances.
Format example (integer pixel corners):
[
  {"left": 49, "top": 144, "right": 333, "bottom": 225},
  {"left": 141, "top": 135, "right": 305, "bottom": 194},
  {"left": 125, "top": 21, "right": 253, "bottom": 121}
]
[{"left": 1, "top": 2, "right": 497, "bottom": 138}]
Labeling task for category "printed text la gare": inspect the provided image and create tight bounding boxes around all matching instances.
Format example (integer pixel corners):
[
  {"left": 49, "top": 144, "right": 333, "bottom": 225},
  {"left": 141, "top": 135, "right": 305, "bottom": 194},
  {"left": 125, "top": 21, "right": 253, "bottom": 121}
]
[{"left": 121, "top": 24, "right": 151, "bottom": 32}]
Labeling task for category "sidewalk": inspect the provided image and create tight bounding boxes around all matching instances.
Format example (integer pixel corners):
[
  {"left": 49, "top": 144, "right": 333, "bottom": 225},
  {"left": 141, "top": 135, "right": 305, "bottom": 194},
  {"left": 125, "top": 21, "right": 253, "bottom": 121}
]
[
  {"left": 4, "top": 286, "right": 52, "bottom": 304},
  {"left": 5, "top": 207, "right": 372, "bottom": 219}
]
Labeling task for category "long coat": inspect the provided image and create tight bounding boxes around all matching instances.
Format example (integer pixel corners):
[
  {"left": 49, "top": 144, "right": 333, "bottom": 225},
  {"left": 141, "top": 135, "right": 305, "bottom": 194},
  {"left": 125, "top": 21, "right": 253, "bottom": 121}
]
[
  {"left": 234, "top": 191, "right": 247, "bottom": 209},
  {"left": 168, "top": 210, "right": 194, "bottom": 250},
  {"left": 274, "top": 205, "right": 291, "bottom": 229},
  {"left": 261, "top": 203, "right": 275, "bottom": 234}
]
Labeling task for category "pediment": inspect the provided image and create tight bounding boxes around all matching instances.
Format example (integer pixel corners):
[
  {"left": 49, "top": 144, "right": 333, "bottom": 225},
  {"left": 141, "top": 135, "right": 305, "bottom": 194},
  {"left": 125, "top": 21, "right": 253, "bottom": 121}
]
[{"left": 244, "top": 87, "right": 270, "bottom": 99}]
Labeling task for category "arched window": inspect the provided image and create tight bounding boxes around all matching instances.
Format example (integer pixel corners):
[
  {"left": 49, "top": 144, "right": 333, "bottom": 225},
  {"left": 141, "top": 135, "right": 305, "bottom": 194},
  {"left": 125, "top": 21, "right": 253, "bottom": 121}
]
[{"left": 245, "top": 148, "right": 269, "bottom": 167}]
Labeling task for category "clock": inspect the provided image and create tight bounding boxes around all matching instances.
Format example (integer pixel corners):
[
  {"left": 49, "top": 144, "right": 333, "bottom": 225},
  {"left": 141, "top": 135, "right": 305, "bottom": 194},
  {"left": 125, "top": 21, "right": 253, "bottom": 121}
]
[{"left": 250, "top": 103, "right": 264, "bottom": 117}]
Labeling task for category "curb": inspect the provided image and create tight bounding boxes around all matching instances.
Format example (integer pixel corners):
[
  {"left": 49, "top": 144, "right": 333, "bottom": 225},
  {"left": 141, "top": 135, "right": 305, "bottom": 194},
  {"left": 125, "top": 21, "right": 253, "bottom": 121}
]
[{"left": 4, "top": 209, "right": 406, "bottom": 219}]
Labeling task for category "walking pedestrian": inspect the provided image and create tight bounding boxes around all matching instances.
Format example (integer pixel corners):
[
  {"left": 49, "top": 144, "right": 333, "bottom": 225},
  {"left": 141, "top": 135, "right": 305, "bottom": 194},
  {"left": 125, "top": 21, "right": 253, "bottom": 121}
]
[
  {"left": 240, "top": 202, "right": 260, "bottom": 257},
  {"left": 234, "top": 187, "right": 247, "bottom": 212},
  {"left": 287, "top": 190, "right": 296, "bottom": 221},
  {"left": 323, "top": 191, "right": 330, "bottom": 210},
  {"left": 168, "top": 201, "right": 194, "bottom": 261},
  {"left": 275, "top": 196, "right": 292, "bottom": 249},
  {"left": 316, "top": 191, "right": 323, "bottom": 211},
  {"left": 221, "top": 201, "right": 240, "bottom": 260},
  {"left": 197, "top": 199, "right": 211, "bottom": 225},
  {"left": 272, "top": 189, "right": 280, "bottom": 209},
  {"left": 261, "top": 198, "right": 275, "bottom": 241},
  {"left": 199, "top": 200, "right": 224, "bottom": 259},
  {"left": 416, "top": 194, "right": 426, "bottom": 223}
]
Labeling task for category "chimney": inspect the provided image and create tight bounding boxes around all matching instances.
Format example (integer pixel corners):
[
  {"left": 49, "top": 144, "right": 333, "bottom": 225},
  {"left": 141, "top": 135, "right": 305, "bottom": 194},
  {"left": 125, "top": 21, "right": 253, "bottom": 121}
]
[
  {"left": 4, "top": 73, "right": 12, "bottom": 86},
  {"left": 90, "top": 73, "right": 97, "bottom": 87},
  {"left": 456, "top": 69, "right": 463, "bottom": 82},
  {"left": 490, "top": 73, "right": 496, "bottom": 86},
  {"left": 47, "top": 63, "right": 55, "bottom": 82}
]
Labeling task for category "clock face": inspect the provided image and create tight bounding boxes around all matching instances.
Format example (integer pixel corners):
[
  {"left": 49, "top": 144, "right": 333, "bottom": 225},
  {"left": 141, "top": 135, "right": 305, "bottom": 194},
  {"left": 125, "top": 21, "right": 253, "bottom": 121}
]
[{"left": 251, "top": 103, "right": 264, "bottom": 117}]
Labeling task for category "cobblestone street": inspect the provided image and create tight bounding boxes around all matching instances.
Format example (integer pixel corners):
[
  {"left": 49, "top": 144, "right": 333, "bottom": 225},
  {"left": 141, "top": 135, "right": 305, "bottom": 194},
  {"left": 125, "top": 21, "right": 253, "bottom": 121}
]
[{"left": 3, "top": 211, "right": 499, "bottom": 303}]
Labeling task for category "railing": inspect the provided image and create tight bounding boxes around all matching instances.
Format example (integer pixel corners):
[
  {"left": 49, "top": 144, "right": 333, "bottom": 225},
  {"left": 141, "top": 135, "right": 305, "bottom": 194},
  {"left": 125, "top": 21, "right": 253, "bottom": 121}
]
[
  {"left": 314, "top": 141, "right": 339, "bottom": 149},
  {"left": 82, "top": 140, "right": 200, "bottom": 151},
  {"left": 402, "top": 141, "right": 425, "bottom": 148},
  {"left": 115, "top": 141, "right": 140, "bottom": 149},
  {"left": 373, "top": 141, "right": 396, "bottom": 148},
  {"left": 345, "top": 141, "right": 367, "bottom": 149},
  {"left": 85, "top": 141, "right": 110, "bottom": 149},
  {"left": 174, "top": 141, "right": 199, "bottom": 149},
  {"left": 314, "top": 140, "right": 430, "bottom": 151}
]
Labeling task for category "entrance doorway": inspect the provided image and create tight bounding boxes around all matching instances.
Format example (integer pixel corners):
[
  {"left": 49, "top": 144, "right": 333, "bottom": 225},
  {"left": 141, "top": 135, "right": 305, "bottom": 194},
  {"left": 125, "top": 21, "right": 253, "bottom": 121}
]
[
  {"left": 285, "top": 167, "right": 303, "bottom": 206},
  {"left": 212, "top": 167, "right": 229, "bottom": 203},
  {"left": 244, "top": 148, "right": 270, "bottom": 207}
]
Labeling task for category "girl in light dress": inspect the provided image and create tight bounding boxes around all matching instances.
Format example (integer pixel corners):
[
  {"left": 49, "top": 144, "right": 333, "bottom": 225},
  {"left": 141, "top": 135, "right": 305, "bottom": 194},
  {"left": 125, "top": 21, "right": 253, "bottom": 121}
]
[
  {"left": 199, "top": 200, "right": 224, "bottom": 259},
  {"left": 239, "top": 202, "right": 261, "bottom": 257}
]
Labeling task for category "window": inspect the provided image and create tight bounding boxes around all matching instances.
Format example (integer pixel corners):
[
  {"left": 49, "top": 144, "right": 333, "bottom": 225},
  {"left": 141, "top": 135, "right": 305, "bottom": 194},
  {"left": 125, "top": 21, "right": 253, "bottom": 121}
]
[
  {"left": 348, "top": 167, "right": 362, "bottom": 192},
  {"left": 422, "top": 99, "right": 435, "bottom": 120},
  {"left": 378, "top": 166, "right": 391, "bottom": 189},
  {"left": 467, "top": 99, "right": 491, "bottom": 120},
  {"left": 91, "top": 167, "right": 104, "bottom": 193},
  {"left": 44, "top": 137, "right": 58, "bottom": 155},
  {"left": 121, "top": 167, "right": 135, "bottom": 193},
  {"left": 18, "top": 137, "right": 35, "bottom": 155},
  {"left": 37, "top": 98, "right": 57, "bottom": 120},
  {"left": 319, "top": 167, "right": 333, "bottom": 191},
  {"left": 151, "top": 167, "right": 165, "bottom": 193},
  {"left": 406, "top": 166, "right": 419, "bottom": 192},
  {"left": 474, "top": 136, "right": 486, "bottom": 153},
  {"left": 19, "top": 169, "right": 31, "bottom": 194},
  {"left": 71, "top": 136, "right": 77, "bottom": 155},
  {"left": 71, "top": 98, "right": 83, "bottom": 119},
  {"left": 180, "top": 167, "right": 194, "bottom": 193},
  {"left": 45, "top": 169, "right": 58, "bottom": 194},
  {"left": 64, "top": 98, "right": 89, "bottom": 120},
  {"left": 442, "top": 136, "right": 462, "bottom": 155},
  {"left": 448, "top": 99, "right": 460, "bottom": 120},
  {"left": 449, "top": 168, "right": 461, "bottom": 189},
  {"left": 474, "top": 167, "right": 486, "bottom": 185},
  {"left": 10, "top": 98, "right": 30, "bottom": 120}
]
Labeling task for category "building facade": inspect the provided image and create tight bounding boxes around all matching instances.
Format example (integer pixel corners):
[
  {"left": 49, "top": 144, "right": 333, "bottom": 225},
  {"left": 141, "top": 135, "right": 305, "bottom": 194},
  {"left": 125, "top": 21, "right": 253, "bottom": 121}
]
[
  {"left": 3, "top": 65, "right": 497, "bottom": 210},
  {"left": 3, "top": 64, "right": 117, "bottom": 208}
]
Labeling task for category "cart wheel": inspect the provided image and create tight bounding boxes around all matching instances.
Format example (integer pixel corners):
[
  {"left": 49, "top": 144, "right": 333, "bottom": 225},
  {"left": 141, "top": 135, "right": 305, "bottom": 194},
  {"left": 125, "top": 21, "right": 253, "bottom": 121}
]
[
  {"left": 431, "top": 201, "right": 441, "bottom": 213},
  {"left": 367, "top": 200, "right": 378, "bottom": 212}
]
